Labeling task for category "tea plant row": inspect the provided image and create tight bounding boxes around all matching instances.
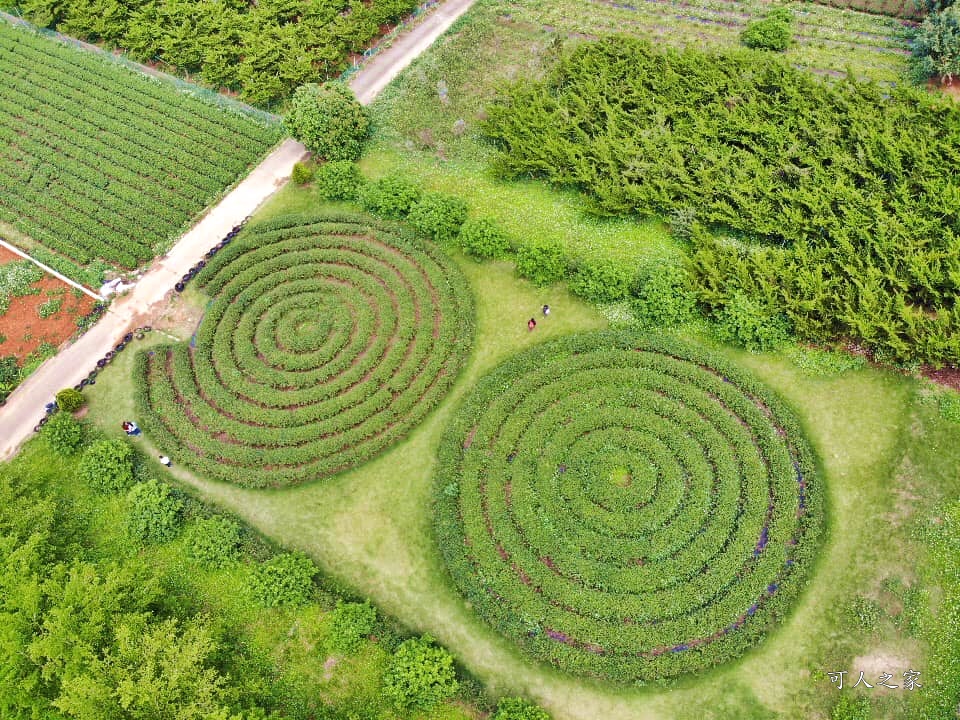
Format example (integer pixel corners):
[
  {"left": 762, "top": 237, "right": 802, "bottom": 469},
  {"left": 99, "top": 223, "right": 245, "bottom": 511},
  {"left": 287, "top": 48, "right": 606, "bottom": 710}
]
[
  {"left": 434, "top": 331, "right": 822, "bottom": 682},
  {"left": 134, "top": 213, "right": 474, "bottom": 488}
]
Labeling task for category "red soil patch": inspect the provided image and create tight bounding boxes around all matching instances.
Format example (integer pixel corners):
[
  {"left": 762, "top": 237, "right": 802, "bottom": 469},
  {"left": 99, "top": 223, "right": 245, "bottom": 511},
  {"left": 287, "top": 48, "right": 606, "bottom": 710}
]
[
  {"left": 922, "top": 365, "right": 960, "bottom": 392},
  {"left": 0, "top": 247, "right": 95, "bottom": 363}
]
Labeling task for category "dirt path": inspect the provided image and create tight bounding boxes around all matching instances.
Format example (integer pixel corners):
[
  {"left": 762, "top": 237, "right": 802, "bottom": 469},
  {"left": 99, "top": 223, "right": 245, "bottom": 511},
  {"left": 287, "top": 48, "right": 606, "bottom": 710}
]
[{"left": 0, "top": 0, "right": 477, "bottom": 460}]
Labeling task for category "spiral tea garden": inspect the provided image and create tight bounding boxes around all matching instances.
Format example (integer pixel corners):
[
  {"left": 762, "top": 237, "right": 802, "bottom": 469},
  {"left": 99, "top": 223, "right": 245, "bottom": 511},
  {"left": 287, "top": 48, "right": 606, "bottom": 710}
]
[
  {"left": 133, "top": 212, "right": 474, "bottom": 488},
  {"left": 434, "top": 332, "right": 823, "bottom": 681}
]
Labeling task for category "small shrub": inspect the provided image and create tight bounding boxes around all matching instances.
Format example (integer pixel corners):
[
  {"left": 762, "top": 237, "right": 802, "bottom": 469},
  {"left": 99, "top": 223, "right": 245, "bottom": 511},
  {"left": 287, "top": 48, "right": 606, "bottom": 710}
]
[
  {"left": 383, "top": 635, "right": 459, "bottom": 711},
  {"left": 459, "top": 217, "right": 511, "bottom": 259},
  {"left": 910, "top": 6, "right": 960, "bottom": 84},
  {"left": 632, "top": 263, "right": 697, "bottom": 328},
  {"left": 715, "top": 293, "right": 792, "bottom": 352},
  {"left": 514, "top": 241, "right": 567, "bottom": 286},
  {"left": 740, "top": 10, "right": 793, "bottom": 51},
  {"left": 43, "top": 412, "right": 83, "bottom": 455},
  {"left": 568, "top": 257, "right": 633, "bottom": 303},
  {"left": 184, "top": 516, "right": 243, "bottom": 568},
  {"left": 0, "top": 356, "right": 19, "bottom": 385},
  {"left": 328, "top": 600, "right": 377, "bottom": 654},
  {"left": 291, "top": 161, "right": 315, "bottom": 185},
  {"left": 493, "top": 697, "right": 552, "bottom": 720},
  {"left": 831, "top": 695, "right": 871, "bottom": 720},
  {"left": 55, "top": 387, "right": 86, "bottom": 412},
  {"left": 250, "top": 552, "right": 316, "bottom": 608},
  {"left": 37, "top": 298, "right": 62, "bottom": 318},
  {"left": 126, "top": 479, "right": 184, "bottom": 544},
  {"left": 315, "top": 160, "right": 362, "bottom": 200},
  {"left": 407, "top": 192, "right": 469, "bottom": 243},
  {"left": 79, "top": 439, "right": 135, "bottom": 494},
  {"left": 785, "top": 346, "right": 867, "bottom": 376},
  {"left": 284, "top": 82, "right": 369, "bottom": 161},
  {"left": 359, "top": 174, "right": 421, "bottom": 218}
]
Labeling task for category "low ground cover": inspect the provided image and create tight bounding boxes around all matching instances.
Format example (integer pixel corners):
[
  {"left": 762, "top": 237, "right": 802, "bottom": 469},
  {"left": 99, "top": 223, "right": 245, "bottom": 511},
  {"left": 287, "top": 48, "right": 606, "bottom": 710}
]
[
  {"left": 133, "top": 212, "right": 474, "bottom": 487},
  {"left": 0, "top": 20, "right": 280, "bottom": 280},
  {"left": 434, "top": 331, "right": 822, "bottom": 682}
]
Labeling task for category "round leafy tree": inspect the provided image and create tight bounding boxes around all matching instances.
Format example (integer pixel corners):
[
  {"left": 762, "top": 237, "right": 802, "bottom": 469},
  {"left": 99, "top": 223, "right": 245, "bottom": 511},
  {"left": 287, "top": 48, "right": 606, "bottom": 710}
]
[
  {"left": 284, "top": 82, "right": 369, "bottom": 161},
  {"left": 134, "top": 213, "right": 474, "bottom": 488},
  {"left": 740, "top": 8, "right": 793, "bottom": 51},
  {"left": 383, "top": 636, "right": 459, "bottom": 710},
  {"left": 126, "top": 479, "right": 184, "bottom": 545},
  {"left": 185, "top": 516, "right": 243, "bottom": 568},
  {"left": 328, "top": 600, "right": 377, "bottom": 654},
  {"left": 79, "top": 439, "right": 135, "bottom": 494},
  {"left": 493, "top": 698, "right": 552, "bottom": 720},
  {"left": 407, "top": 192, "right": 469, "bottom": 244},
  {"left": 315, "top": 161, "right": 363, "bottom": 200},
  {"left": 459, "top": 217, "right": 511, "bottom": 260},
  {"left": 359, "top": 174, "right": 422, "bottom": 219},
  {"left": 910, "top": 6, "right": 960, "bottom": 84},
  {"left": 434, "top": 331, "right": 823, "bottom": 682},
  {"left": 43, "top": 412, "right": 83, "bottom": 455}
]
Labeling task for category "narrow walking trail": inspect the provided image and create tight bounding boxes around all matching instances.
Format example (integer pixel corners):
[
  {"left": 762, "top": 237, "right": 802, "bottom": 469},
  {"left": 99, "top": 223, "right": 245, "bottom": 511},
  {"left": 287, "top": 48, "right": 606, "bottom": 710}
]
[{"left": 0, "top": 0, "right": 477, "bottom": 459}]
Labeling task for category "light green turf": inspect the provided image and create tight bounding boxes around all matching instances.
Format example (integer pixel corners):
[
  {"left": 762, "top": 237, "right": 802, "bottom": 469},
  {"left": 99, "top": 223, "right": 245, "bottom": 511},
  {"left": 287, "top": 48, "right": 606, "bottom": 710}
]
[{"left": 83, "top": 197, "right": 954, "bottom": 718}]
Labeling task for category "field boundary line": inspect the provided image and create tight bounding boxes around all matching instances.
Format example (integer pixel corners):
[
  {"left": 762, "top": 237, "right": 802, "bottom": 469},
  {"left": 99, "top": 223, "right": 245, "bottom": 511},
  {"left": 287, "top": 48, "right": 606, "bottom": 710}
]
[{"left": 0, "top": 237, "right": 105, "bottom": 301}]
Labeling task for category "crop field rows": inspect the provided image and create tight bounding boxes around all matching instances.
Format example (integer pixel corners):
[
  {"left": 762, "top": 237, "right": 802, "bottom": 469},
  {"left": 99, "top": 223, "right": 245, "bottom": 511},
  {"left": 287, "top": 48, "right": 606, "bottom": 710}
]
[
  {"left": 503, "top": 0, "right": 912, "bottom": 83},
  {"left": 435, "top": 333, "right": 822, "bottom": 682},
  {"left": 134, "top": 213, "right": 474, "bottom": 488},
  {"left": 0, "top": 22, "right": 280, "bottom": 271}
]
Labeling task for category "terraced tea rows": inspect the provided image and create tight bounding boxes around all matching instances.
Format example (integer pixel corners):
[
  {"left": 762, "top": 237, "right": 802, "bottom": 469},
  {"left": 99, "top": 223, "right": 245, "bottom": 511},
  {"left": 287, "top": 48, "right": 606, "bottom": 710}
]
[
  {"left": 0, "top": 21, "right": 280, "bottom": 273},
  {"left": 134, "top": 213, "right": 474, "bottom": 488},
  {"left": 434, "top": 333, "right": 822, "bottom": 681}
]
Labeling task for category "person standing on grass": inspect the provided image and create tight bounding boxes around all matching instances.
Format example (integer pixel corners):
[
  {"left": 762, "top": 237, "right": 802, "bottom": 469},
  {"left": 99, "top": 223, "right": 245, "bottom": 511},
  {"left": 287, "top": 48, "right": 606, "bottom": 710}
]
[
  {"left": 528, "top": 318, "right": 537, "bottom": 332},
  {"left": 159, "top": 455, "right": 172, "bottom": 467},
  {"left": 542, "top": 304, "right": 550, "bottom": 317}
]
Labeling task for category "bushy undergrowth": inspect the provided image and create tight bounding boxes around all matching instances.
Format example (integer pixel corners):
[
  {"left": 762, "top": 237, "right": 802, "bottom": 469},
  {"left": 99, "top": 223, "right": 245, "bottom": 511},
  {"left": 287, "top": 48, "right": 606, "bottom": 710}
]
[{"left": 484, "top": 37, "right": 960, "bottom": 364}]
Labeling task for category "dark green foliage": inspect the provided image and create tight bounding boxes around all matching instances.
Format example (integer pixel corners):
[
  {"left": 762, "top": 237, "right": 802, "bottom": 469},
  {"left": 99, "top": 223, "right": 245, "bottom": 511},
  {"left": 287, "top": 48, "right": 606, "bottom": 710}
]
[
  {"left": 12, "top": 0, "right": 422, "bottom": 107},
  {"left": 568, "top": 256, "right": 633, "bottom": 303},
  {"left": 0, "top": 355, "right": 19, "bottom": 385},
  {"left": 78, "top": 439, "right": 135, "bottom": 494},
  {"left": 126, "top": 479, "right": 184, "bottom": 544},
  {"left": 55, "top": 387, "right": 85, "bottom": 412},
  {"left": 132, "top": 212, "right": 474, "bottom": 488},
  {"left": 831, "top": 695, "right": 871, "bottom": 720},
  {"left": 359, "top": 174, "right": 422, "bottom": 218},
  {"left": 458, "top": 216, "right": 512, "bottom": 260},
  {"left": 407, "top": 192, "right": 469, "bottom": 243},
  {"left": 328, "top": 600, "right": 377, "bottom": 654},
  {"left": 514, "top": 241, "right": 566, "bottom": 287},
  {"left": 484, "top": 38, "right": 960, "bottom": 364},
  {"left": 433, "top": 331, "right": 823, "bottom": 682},
  {"left": 909, "top": 6, "right": 960, "bottom": 83},
  {"left": 715, "top": 293, "right": 792, "bottom": 352},
  {"left": 493, "top": 697, "right": 552, "bottom": 720},
  {"left": 383, "top": 635, "right": 459, "bottom": 710},
  {"left": 315, "top": 160, "right": 363, "bottom": 200},
  {"left": 291, "top": 161, "right": 316, "bottom": 185},
  {"left": 632, "top": 262, "right": 698, "bottom": 328},
  {"left": 285, "top": 83, "right": 369, "bottom": 161},
  {"left": 250, "top": 551, "right": 316, "bottom": 608},
  {"left": 184, "top": 515, "right": 243, "bottom": 568},
  {"left": 741, "top": 9, "right": 793, "bottom": 51},
  {"left": 42, "top": 411, "right": 83, "bottom": 455}
]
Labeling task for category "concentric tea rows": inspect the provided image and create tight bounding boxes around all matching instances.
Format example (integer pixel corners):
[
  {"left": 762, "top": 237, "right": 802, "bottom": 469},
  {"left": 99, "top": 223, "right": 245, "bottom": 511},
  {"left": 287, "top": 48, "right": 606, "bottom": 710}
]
[
  {"left": 434, "top": 332, "right": 822, "bottom": 681},
  {"left": 134, "top": 212, "right": 474, "bottom": 487}
]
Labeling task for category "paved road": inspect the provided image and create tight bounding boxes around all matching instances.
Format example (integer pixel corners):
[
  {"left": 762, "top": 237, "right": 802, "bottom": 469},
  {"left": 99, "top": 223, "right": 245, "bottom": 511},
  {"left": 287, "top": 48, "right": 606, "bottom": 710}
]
[{"left": 0, "top": 0, "right": 477, "bottom": 460}]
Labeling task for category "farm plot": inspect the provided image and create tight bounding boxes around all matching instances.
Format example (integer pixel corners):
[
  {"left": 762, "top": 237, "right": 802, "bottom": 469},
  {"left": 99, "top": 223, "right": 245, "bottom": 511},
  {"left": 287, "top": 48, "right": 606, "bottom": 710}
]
[
  {"left": 0, "top": 246, "right": 96, "bottom": 401},
  {"left": 434, "top": 331, "right": 823, "bottom": 682},
  {"left": 134, "top": 212, "right": 474, "bottom": 488},
  {"left": 0, "top": 21, "right": 281, "bottom": 277}
]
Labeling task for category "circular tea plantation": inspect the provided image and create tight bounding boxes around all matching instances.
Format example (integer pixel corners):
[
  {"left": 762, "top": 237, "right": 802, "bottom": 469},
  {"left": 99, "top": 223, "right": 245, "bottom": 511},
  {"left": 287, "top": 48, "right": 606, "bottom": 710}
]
[
  {"left": 134, "top": 212, "right": 474, "bottom": 487},
  {"left": 434, "top": 332, "right": 822, "bottom": 681}
]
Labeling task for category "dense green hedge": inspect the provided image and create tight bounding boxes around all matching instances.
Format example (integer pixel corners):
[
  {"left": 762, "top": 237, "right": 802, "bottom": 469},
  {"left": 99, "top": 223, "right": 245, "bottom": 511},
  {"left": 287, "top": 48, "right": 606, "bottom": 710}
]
[
  {"left": 484, "top": 37, "right": 960, "bottom": 364},
  {"left": 133, "top": 212, "right": 474, "bottom": 487},
  {"left": 434, "top": 331, "right": 823, "bottom": 682},
  {"left": 6, "top": 0, "right": 423, "bottom": 106}
]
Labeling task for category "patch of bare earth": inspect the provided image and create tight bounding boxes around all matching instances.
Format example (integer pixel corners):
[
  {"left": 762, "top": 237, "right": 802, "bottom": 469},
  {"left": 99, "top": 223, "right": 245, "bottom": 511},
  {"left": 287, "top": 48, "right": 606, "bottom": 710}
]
[{"left": 322, "top": 655, "right": 339, "bottom": 681}]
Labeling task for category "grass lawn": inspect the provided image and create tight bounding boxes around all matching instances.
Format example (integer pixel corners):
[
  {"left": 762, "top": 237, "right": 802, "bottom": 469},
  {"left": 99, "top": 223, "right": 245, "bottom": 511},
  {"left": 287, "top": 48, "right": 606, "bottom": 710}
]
[{"left": 81, "top": 185, "right": 960, "bottom": 719}]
